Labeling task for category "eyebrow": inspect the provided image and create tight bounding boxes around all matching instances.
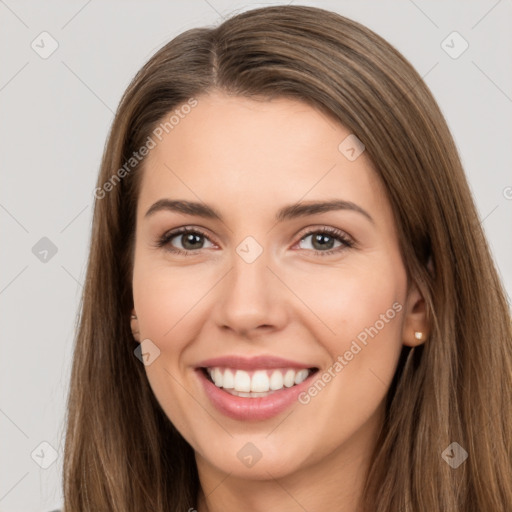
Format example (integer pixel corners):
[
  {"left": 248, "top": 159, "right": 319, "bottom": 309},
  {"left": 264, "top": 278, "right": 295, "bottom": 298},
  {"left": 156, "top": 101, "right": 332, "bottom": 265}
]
[{"left": 144, "top": 199, "right": 374, "bottom": 224}]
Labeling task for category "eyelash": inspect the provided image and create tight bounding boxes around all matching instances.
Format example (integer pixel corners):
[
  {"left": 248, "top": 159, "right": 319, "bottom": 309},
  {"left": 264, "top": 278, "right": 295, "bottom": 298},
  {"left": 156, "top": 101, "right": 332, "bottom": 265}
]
[{"left": 155, "top": 226, "right": 354, "bottom": 257}]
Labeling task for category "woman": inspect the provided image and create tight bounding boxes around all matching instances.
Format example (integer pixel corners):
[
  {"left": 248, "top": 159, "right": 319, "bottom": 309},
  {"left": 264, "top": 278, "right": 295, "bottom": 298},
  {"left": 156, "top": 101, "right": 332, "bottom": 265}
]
[{"left": 62, "top": 5, "right": 512, "bottom": 511}]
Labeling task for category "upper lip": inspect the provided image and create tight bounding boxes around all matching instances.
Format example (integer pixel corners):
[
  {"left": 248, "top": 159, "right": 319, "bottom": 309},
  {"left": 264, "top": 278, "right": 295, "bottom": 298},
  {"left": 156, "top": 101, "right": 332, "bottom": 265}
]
[{"left": 195, "top": 355, "right": 318, "bottom": 371}]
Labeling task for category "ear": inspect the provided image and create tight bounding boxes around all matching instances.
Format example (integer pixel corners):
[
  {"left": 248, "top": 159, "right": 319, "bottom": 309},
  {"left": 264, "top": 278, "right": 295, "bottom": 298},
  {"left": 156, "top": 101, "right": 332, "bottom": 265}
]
[
  {"left": 402, "top": 280, "right": 430, "bottom": 347},
  {"left": 130, "top": 309, "right": 141, "bottom": 342}
]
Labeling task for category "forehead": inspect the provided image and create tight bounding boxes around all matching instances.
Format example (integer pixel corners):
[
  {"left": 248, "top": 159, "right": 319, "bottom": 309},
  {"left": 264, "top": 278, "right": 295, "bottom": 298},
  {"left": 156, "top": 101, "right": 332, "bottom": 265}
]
[{"left": 137, "top": 92, "right": 389, "bottom": 224}]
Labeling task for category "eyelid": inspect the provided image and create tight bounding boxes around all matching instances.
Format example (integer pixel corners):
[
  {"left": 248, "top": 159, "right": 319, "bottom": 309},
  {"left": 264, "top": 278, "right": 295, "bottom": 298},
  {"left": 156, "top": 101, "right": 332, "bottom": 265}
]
[{"left": 295, "top": 225, "right": 354, "bottom": 244}]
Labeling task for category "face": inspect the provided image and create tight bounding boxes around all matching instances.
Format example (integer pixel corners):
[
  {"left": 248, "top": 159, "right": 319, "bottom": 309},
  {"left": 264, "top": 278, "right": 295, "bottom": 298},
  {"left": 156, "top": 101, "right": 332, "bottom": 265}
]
[{"left": 131, "top": 91, "right": 427, "bottom": 482}]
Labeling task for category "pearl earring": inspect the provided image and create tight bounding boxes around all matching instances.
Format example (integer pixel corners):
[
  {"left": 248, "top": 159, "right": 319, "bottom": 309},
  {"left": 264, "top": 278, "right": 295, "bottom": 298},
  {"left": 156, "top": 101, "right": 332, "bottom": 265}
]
[{"left": 414, "top": 331, "right": 423, "bottom": 340}]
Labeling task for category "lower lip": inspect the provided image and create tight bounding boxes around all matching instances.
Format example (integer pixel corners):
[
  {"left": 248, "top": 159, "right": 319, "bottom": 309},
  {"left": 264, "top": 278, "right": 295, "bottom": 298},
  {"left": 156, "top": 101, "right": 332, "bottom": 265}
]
[{"left": 196, "top": 368, "right": 316, "bottom": 421}]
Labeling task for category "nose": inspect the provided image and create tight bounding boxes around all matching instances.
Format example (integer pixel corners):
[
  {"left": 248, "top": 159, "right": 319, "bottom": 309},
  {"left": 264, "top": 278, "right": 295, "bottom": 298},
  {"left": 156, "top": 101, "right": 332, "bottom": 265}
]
[{"left": 213, "top": 246, "right": 288, "bottom": 338}]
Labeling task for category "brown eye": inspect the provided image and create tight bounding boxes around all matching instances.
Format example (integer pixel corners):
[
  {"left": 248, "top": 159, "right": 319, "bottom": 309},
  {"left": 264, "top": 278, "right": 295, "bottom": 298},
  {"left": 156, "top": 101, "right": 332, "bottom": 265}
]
[
  {"left": 296, "top": 227, "right": 354, "bottom": 256},
  {"left": 157, "top": 228, "right": 214, "bottom": 255}
]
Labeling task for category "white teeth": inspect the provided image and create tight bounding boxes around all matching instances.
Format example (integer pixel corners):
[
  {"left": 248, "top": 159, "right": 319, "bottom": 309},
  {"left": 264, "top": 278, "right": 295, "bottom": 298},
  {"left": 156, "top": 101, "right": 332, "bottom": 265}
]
[
  {"left": 212, "top": 368, "right": 223, "bottom": 387},
  {"left": 283, "top": 369, "right": 295, "bottom": 387},
  {"left": 294, "top": 369, "right": 309, "bottom": 385},
  {"left": 206, "top": 367, "right": 313, "bottom": 394},
  {"left": 269, "top": 370, "right": 284, "bottom": 390},
  {"left": 234, "top": 370, "right": 251, "bottom": 392},
  {"left": 222, "top": 368, "right": 234, "bottom": 389},
  {"left": 251, "top": 370, "right": 270, "bottom": 392}
]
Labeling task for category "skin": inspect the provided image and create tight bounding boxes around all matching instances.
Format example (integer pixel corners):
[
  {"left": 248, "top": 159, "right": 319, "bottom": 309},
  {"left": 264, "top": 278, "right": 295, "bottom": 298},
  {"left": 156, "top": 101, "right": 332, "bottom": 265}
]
[{"left": 130, "top": 91, "right": 429, "bottom": 512}]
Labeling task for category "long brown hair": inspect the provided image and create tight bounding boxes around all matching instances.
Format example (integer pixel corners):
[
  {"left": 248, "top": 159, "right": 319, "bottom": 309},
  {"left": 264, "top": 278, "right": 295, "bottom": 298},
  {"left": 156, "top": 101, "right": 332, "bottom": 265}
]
[{"left": 62, "top": 5, "right": 512, "bottom": 511}]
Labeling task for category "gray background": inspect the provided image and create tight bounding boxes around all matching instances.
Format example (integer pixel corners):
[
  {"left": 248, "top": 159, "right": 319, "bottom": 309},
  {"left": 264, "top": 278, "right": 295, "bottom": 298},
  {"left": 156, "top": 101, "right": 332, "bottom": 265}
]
[{"left": 1, "top": 0, "right": 511, "bottom": 510}]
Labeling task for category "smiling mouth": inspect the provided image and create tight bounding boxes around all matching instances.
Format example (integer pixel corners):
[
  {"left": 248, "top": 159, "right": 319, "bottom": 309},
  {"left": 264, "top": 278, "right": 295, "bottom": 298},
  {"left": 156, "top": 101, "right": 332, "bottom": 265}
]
[{"left": 201, "top": 366, "right": 319, "bottom": 397}]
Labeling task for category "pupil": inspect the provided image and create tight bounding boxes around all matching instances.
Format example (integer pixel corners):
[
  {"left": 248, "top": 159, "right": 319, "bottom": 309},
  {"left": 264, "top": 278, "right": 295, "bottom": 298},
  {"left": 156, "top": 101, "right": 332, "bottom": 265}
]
[
  {"left": 183, "top": 233, "right": 202, "bottom": 249},
  {"left": 314, "top": 233, "right": 334, "bottom": 250}
]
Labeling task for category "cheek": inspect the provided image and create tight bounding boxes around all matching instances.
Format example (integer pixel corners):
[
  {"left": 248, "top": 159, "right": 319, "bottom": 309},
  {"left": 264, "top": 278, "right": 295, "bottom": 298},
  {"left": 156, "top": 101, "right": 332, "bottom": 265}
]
[
  {"left": 294, "top": 255, "right": 406, "bottom": 350},
  {"left": 132, "top": 254, "right": 207, "bottom": 348},
  {"left": 132, "top": 256, "right": 204, "bottom": 440},
  {"left": 131, "top": 255, "right": 220, "bottom": 425},
  {"left": 296, "top": 256, "right": 406, "bottom": 423}
]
